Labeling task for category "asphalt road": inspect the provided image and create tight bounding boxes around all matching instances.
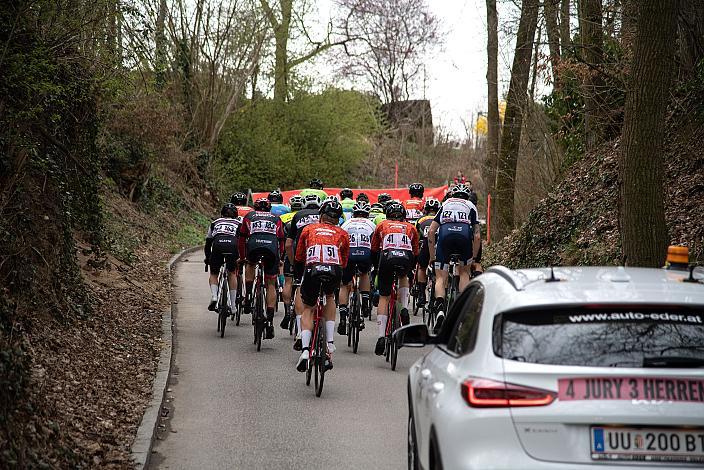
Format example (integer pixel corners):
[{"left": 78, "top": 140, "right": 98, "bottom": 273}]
[{"left": 151, "top": 256, "right": 427, "bottom": 470}]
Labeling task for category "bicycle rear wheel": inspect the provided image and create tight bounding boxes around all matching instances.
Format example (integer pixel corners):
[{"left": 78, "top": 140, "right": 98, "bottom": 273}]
[
  {"left": 391, "top": 308, "right": 399, "bottom": 370},
  {"left": 218, "top": 280, "right": 228, "bottom": 337},
  {"left": 314, "top": 320, "right": 326, "bottom": 397},
  {"left": 351, "top": 292, "right": 361, "bottom": 354}
]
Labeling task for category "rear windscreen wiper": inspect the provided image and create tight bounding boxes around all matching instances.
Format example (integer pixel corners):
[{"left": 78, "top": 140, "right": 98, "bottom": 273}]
[{"left": 643, "top": 356, "right": 704, "bottom": 368}]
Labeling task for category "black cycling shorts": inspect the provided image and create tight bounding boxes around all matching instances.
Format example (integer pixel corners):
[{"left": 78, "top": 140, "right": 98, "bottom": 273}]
[
  {"left": 300, "top": 264, "right": 342, "bottom": 307},
  {"left": 377, "top": 250, "right": 414, "bottom": 297},
  {"left": 246, "top": 244, "right": 279, "bottom": 277},
  {"left": 283, "top": 257, "right": 294, "bottom": 277},
  {"left": 417, "top": 242, "right": 430, "bottom": 270},
  {"left": 209, "top": 236, "right": 238, "bottom": 275},
  {"left": 342, "top": 256, "right": 372, "bottom": 284}
]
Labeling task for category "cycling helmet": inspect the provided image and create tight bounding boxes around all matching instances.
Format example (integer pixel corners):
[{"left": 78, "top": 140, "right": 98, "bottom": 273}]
[
  {"left": 352, "top": 201, "right": 371, "bottom": 217},
  {"left": 356, "top": 192, "right": 370, "bottom": 203},
  {"left": 452, "top": 183, "right": 471, "bottom": 200},
  {"left": 468, "top": 190, "right": 478, "bottom": 206},
  {"left": 221, "top": 203, "right": 237, "bottom": 218},
  {"left": 230, "top": 192, "right": 248, "bottom": 206},
  {"left": 378, "top": 193, "right": 392, "bottom": 204},
  {"left": 309, "top": 178, "right": 323, "bottom": 189},
  {"left": 385, "top": 201, "right": 406, "bottom": 220},
  {"left": 289, "top": 195, "right": 304, "bottom": 211},
  {"left": 370, "top": 202, "right": 385, "bottom": 214},
  {"left": 340, "top": 188, "right": 353, "bottom": 200},
  {"left": 303, "top": 194, "right": 321, "bottom": 209},
  {"left": 267, "top": 190, "right": 283, "bottom": 203},
  {"left": 424, "top": 197, "right": 441, "bottom": 214},
  {"left": 320, "top": 199, "right": 343, "bottom": 220},
  {"left": 409, "top": 183, "right": 424, "bottom": 198},
  {"left": 254, "top": 198, "right": 272, "bottom": 212}
]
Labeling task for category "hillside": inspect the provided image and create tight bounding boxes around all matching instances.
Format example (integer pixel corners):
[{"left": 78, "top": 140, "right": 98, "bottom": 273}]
[{"left": 486, "top": 92, "right": 704, "bottom": 268}]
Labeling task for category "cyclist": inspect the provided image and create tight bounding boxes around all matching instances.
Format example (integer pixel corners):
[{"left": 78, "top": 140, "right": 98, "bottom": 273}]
[
  {"left": 371, "top": 202, "right": 419, "bottom": 356},
  {"left": 372, "top": 198, "right": 388, "bottom": 226},
  {"left": 284, "top": 195, "right": 322, "bottom": 346},
  {"left": 204, "top": 203, "right": 240, "bottom": 312},
  {"left": 268, "top": 190, "right": 290, "bottom": 217},
  {"left": 356, "top": 192, "right": 370, "bottom": 204},
  {"left": 427, "top": 183, "right": 480, "bottom": 331},
  {"left": 279, "top": 195, "right": 303, "bottom": 327},
  {"left": 299, "top": 178, "right": 328, "bottom": 202},
  {"left": 340, "top": 188, "right": 355, "bottom": 221},
  {"left": 338, "top": 201, "right": 375, "bottom": 334},
  {"left": 403, "top": 183, "right": 425, "bottom": 224},
  {"left": 238, "top": 198, "right": 285, "bottom": 340},
  {"left": 368, "top": 202, "right": 384, "bottom": 223},
  {"left": 294, "top": 199, "right": 350, "bottom": 372},
  {"left": 230, "top": 191, "right": 254, "bottom": 218},
  {"left": 377, "top": 192, "right": 392, "bottom": 205},
  {"left": 414, "top": 197, "right": 440, "bottom": 308}
]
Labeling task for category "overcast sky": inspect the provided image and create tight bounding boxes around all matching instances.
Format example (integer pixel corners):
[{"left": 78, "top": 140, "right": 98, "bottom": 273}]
[{"left": 307, "top": 0, "right": 523, "bottom": 138}]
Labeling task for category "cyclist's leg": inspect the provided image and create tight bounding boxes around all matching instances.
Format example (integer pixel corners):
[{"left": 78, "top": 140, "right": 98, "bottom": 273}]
[
  {"left": 296, "top": 268, "right": 318, "bottom": 371},
  {"left": 208, "top": 241, "right": 226, "bottom": 310},
  {"left": 375, "top": 257, "right": 393, "bottom": 355},
  {"left": 338, "top": 261, "right": 354, "bottom": 334},
  {"left": 225, "top": 253, "right": 238, "bottom": 309},
  {"left": 359, "top": 268, "right": 371, "bottom": 322}
]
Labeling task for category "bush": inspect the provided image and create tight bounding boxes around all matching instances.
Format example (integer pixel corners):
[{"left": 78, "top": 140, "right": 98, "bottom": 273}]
[{"left": 214, "top": 88, "right": 380, "bottom": 194}]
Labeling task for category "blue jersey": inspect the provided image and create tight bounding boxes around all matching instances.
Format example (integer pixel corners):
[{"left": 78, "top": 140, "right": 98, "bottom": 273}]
[{"left": 271, "top": 203, "right": 290, "bottom": 217}]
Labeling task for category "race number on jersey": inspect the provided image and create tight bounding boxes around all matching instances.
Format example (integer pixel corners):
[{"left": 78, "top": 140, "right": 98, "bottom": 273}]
[
  {"left": 250, "top": 219, "right": 277, "bottom": 235},
  {"left": 306, "top": 244, "right": 340, "bottom": 264},
  {"left": 382, "top": 233, "right": 412, "bottom": 251},
  {"left": 211, "top": 219, "right": 239, "bottom": 237},
  {"left": 343, "top": 219, "right": 375, "bottom": 249},
  {"left": 438, "top": 199, "right": 477, "bottom": 225}
]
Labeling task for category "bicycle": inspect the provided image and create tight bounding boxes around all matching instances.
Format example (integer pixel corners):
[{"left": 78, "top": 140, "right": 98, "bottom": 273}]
[
  {"left": 443, "top": 254, "right": 461, "bottom": 314},
  {"left": 346, "top": 268, "right": 363, "bottom": 354},
  {"left": 384, "top": 267, "right": 405, "bottom": 371},
  {"left": 207, "top": 259, "right": 233, "bottom": 338},
  {"left": 230, "top": 263, "right": 244, "bottom": 326},
  {"left": 305, "top": 281, "right": 332, "bottom": 397},
  {"left": 425, "top": 266, "right": 436, "bottom": 330},
  {"left": 252, "top": 256, "right": 267, "bottom": 351},
  {"left": 288, "top": 279, "right": 300, "bottom": 337}
]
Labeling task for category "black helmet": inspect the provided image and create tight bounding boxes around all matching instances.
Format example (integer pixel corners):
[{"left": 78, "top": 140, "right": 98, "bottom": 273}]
[
  {"left": 221, "top": 203, "right": 237, "bottom": 218},
  {"left": 268, "top": 190, "right": 283, "bottom": 203},
  {"left": 468, "top": 190, "right": 478, "bottom": 206},
  {"left": 409, "top": 183, "right": 424, "bottom": 198},
  {"left": 378, "top": 193, "right": 392, "bottom": 204},
  {"left": 254, "top": 198, "right": 272, "bottom": 212},
  {"left": 385, "top": 202, "right": 406, "bottom": 221},
  {"left": 352, "top": 201, "right": 371, "bottom": 217},
  {"left": 424, "top": 198, "right": 441, "bottom": 214},
  {"left": 340, "top": 188, "right": 353, "bottom": 200},
  {"left": 230, "top": 192, "right": 247, "bottom": 206},
  {"left": 452, "top": 183, "right": 471, "bottom": 200},
  {"left": 289, "top": 195, "right": 304, "bottom": 211},
  {"left": 356, "top": 192, "right": 369, "bottom": 203},
  {"left": 320, "top": 199, "right": 343, "bottom": 221},
  {"left": 309, "top": 178, "right": 323, "bottom": 189},
  {"left": 303, "top": 194, "right": 321, "bottom": 209}
]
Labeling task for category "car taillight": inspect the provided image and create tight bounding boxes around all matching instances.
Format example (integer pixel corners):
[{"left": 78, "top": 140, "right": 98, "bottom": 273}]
[{"left": 461, "top": 378, "right": 556, "bottom": 407}]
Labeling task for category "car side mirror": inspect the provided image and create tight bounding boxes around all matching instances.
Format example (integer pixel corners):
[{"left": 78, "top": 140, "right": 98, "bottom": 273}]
[{"left": 394, "top": 323, "right": 431, "bottom": 348}]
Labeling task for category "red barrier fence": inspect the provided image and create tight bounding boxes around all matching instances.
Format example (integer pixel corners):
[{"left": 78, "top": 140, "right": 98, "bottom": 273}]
[{"left": 251, "top": 185, "right": 450, "bottom": 203}]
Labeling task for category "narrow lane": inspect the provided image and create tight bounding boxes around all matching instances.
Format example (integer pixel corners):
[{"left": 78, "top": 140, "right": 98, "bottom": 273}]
[{"left": 151, "top": 256, "right": 426, "bottom": 469}]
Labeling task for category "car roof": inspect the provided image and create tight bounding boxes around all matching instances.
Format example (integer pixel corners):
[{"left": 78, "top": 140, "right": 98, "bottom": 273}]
[{"left": 479, "top": 266, "right": 704, "bottom": 312}]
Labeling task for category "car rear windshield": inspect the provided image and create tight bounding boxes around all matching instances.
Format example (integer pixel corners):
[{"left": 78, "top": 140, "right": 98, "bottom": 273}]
[{"left": 497, "top": 307, "right": 704, "bottom": 368}]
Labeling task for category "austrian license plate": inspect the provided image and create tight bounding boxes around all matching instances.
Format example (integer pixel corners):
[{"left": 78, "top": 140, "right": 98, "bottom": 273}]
[{"left": 591, "top": 426, "right": 704, "bottom": 463}]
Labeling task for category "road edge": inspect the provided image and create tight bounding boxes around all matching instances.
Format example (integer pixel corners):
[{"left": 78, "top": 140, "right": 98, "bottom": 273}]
[{"left": 130, "top": 245, "right": 202, "bottom": 469}]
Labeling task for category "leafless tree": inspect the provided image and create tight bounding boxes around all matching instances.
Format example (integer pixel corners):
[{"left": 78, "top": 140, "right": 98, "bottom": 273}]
[{"left": 335, "top": 0, "right": 440, "bottom": 104}]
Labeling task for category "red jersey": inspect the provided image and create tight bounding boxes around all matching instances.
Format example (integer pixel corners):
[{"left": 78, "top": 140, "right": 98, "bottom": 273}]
[
  {"left": 403, "top": 198, "right": 424, "bottom": 222},
  {"left": 237, "top": 206, "right": 254, "bottom": 218},
  {"left": 295, "top": 223, "right": 350, "bottom": 268},
  {"left": 371, "top": 219, "right": 419, "bottom": 256}
]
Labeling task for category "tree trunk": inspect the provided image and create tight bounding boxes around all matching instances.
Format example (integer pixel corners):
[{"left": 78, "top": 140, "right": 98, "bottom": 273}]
[
  {"left": 678, "top": 0, "right": 704, "bottom": 80},
  {"left": 560, "top": 0, "right": 571, "bottom": 55},
  {"left": 272, "top": 0, "right": 292, "bottom": 102},
  {"left": 530, "top": 23, "right": 542, "bottom": 100},
  {"left": 544, "top": 0, "right": 562, "bottom": 86},
  {"left": 494, "top": 0, "right": 539, "bottom": 239},
  {"left": 618, "top": 0, "right": 676, "bottom": 267},
  {"left": 155, "top": 0, "right": 168, "bottom": 89},
  {"left": 579, "top": 0, "right": 605, "bottom": 150},
  {"left": 485, "top": 0, "right": 500, "bottom": 213}
]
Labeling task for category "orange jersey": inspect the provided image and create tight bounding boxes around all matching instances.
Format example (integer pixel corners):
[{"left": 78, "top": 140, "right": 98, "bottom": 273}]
[
  {"left": 295, "top": 223, "right": 350, "bottom": 268},
  {"left": 371, "top": 219, "right": 419, "bottom": 256},
  {"left": 403, "top": 198, "right": 425, "bottom": 221}
]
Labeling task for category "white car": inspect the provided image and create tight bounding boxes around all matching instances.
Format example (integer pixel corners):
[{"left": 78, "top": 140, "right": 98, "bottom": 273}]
[{"left": 398, "top": 266, "right": 704, "bottom": 470}]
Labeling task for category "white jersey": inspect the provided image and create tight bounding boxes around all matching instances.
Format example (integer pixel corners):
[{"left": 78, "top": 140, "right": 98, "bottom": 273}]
[
  {"left": 207, "top": 217, "right": 241, "bottom": 238},
  {"left": 435, "top": 198, "right": 478, "bottom": 225},
  {"left": 341, "top": 217, "right": 376, "bottom": 250}
]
